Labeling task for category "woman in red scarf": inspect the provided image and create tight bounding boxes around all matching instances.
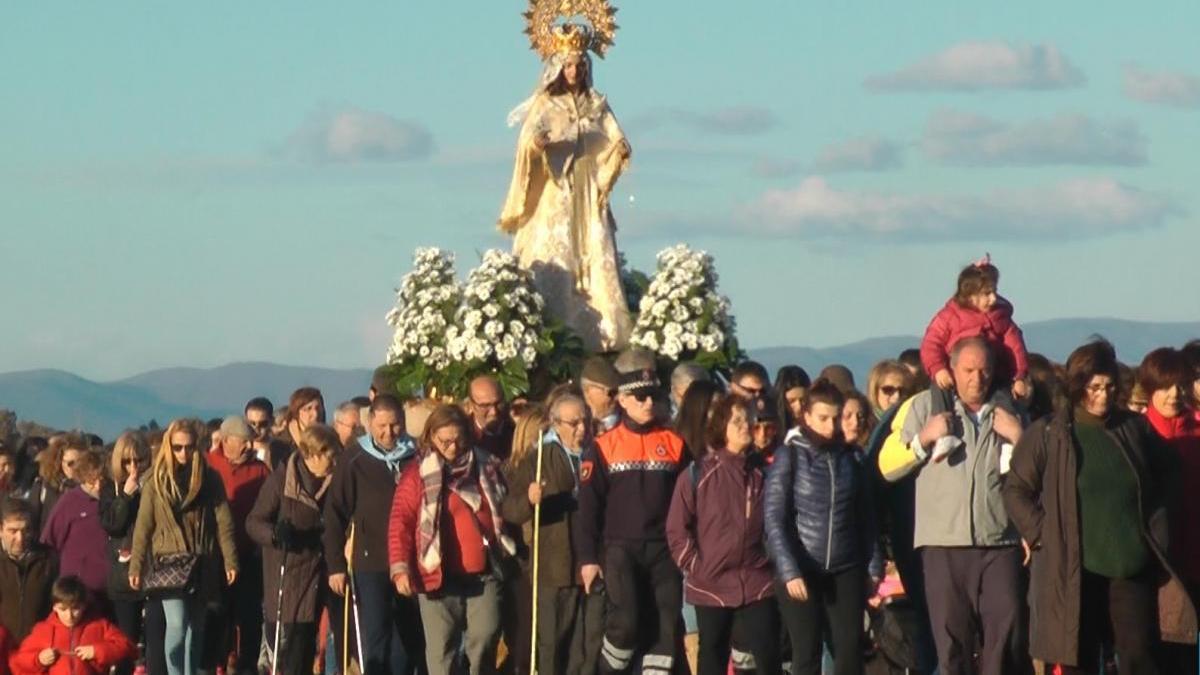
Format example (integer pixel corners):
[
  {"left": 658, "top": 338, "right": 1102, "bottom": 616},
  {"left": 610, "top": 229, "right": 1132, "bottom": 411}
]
[{"left": 387, "top": 404, "right": 515, "bottom": 675}]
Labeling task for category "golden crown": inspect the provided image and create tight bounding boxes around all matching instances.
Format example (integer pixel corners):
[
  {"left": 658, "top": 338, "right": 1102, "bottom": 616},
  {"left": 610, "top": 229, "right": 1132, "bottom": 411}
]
[{"left": 523, "top": 0, "right": 619, "bottom": 59}]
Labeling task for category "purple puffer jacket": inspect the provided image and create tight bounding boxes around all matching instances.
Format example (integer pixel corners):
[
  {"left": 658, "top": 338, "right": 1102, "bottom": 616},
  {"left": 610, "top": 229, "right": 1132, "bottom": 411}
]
[
  {"left": 666, "top": 449, "right": 774, "bottom": 608},
  {"left": 41, "top": 486, "right": 111, "bottom": 593}
]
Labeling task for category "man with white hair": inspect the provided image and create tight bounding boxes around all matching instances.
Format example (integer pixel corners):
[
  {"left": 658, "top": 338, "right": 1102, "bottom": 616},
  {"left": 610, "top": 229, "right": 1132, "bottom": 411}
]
[
  {"left": 503, "top": 393, "right": 605, "bottom": 675},
  {"left": 669, "top": 362, "right": 709, "bottom": 418}
]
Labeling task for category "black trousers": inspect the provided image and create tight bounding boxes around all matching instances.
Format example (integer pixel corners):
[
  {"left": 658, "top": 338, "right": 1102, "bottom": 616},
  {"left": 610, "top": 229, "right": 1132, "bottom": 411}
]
[
  {"left": 353, "top": 571, "right": 426, "bottom": 674},
  {"left": 207, "top": 555, "right": 264, "bottom": 672},
  {"left": 112, "top": 597, "right": 144, "bottom": 675},
  {"left": 776, "top": 566, "right": 865, "bottom": 675},
  {"left": 600, "top": 540, "right": 683, "bottom": 674},
  {"left": 921, "top": 546, "right": 1022, "bottom": 675},
  {"left": 1058, "top": 570, "right": 1159, "bottom": 675},
  {"left": 695, "top": 599, "right": 781, "bottom": 675},
  {"left": 265, "top": 621, "right": 318, "bottom": 675},
  {"left": 535, "top": 584, "right": 606, "bottom": 675}
]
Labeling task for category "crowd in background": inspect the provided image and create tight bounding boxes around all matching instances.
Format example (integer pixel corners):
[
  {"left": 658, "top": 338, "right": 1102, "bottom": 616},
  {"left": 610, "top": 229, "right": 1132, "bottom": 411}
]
[{"left": 0, "top": 259, "right": 1196, "bottom": 675}]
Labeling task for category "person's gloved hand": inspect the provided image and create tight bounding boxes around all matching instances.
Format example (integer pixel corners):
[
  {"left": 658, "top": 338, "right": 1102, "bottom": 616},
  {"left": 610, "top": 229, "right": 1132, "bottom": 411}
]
[{"left": 273, "top": 519, "right": 298, "bottom": 551}]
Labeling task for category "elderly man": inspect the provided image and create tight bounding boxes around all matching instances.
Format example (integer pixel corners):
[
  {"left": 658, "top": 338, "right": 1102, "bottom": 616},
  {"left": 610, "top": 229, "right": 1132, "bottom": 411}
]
[
  {"left": 878, "top": 337, "right": 1025, "bottom": 675},
  {"left": 576, "top": 350, "right": 687, "bottom": 675},
  {"left": 582, "top": 356, "right": 622, "bottom": 434},
  {"left": 503, "top": 393, "right": 605, "bottom": 675},
  {"left": 332, "top": 400, "right": 363, "bottom": 448},
  {"left": 466, "top": 375, "right": 515, "bottom": 461},
  {"left": 669, "top": 362, "right": 709, "bottom": 418}
]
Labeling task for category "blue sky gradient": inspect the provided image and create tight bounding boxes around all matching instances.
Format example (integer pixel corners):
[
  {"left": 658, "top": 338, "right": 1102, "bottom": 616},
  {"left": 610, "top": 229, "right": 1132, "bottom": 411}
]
[{"left": 2, "top": 1, "right": 1198, "bottom": 379}]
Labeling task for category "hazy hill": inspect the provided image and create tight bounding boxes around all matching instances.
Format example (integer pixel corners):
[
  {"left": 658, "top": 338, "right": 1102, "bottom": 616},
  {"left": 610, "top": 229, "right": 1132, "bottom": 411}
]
[{"left": 1, "top": 318, "right": 1195, "bottom": 438}]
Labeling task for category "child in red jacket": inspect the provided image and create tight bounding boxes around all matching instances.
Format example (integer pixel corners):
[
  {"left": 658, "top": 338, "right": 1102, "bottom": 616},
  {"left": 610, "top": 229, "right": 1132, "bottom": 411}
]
[
  {"left": 10, "top": 576, "right": 134, "bottom": 675},
  {"left": 920, "top": 254, "right": 1029, "bottom": 400}
]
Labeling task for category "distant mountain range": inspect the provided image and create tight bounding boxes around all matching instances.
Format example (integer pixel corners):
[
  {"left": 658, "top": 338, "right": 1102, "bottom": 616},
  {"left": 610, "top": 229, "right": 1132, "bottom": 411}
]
[{"left": 1, "top": 318, "right": 1196, "bottom": 439}]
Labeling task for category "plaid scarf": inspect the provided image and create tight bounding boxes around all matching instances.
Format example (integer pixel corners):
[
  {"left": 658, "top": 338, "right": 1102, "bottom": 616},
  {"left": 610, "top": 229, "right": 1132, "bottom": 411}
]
[{"left": 416, "top": 448, "right": 514, "bottom": 574}]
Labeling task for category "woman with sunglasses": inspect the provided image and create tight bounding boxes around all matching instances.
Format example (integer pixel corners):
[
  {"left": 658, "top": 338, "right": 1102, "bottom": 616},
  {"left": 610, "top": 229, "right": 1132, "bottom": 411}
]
[
  {"left": 99, "top": 432, "right": 156, "bottom": 675},
  {"left": 128, "top": 418, "right": 239, "bottom": 675},
  {"left": 866, "top": 360, "right": 913, "bottom": 420}
]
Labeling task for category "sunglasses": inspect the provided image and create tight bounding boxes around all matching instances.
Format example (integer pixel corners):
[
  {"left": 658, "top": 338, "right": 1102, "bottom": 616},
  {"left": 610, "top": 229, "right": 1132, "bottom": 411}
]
[
  {"left": 170, "top": 444, "right": 195, "bottom": 453},
  {"left": 880, "top": 386, "right": 903, "bottom": 396},
  {"left": 630, "top": 390, "right": 655, "bottom": 403}
]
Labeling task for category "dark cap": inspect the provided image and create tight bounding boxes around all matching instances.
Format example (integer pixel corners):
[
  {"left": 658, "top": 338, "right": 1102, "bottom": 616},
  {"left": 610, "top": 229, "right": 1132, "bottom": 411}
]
[{"left": 580, "top": 356, "right": 620, "bottom": 389}]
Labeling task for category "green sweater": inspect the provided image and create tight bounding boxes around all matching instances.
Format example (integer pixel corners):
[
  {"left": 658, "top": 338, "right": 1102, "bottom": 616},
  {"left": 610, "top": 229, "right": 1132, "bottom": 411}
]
[{"left": 1074, "top": 409, "right": 1148, "bottom": 578}]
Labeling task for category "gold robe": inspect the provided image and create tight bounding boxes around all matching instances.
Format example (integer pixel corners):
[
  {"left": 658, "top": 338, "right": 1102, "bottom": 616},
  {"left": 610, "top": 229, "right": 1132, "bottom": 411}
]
[{"left": 499, "top": 89, "right": 632, "bottom": 352}]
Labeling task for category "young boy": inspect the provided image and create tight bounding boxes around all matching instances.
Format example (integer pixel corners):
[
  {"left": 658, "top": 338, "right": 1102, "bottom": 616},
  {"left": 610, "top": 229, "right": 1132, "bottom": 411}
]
[{"left": 9, "top": 576, "right": 133, "bottom": 675}]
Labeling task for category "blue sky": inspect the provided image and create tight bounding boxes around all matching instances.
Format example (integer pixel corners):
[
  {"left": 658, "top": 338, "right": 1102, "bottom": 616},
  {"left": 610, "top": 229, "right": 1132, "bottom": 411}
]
[{"left": 2, "top": 1, "right": 1198, "bottom": 380}]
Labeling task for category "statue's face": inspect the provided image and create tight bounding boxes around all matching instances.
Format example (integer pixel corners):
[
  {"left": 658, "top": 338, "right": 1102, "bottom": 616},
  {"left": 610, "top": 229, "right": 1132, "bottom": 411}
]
[{"left": 562, "top": 57, "right": 584, "bottom": 89}]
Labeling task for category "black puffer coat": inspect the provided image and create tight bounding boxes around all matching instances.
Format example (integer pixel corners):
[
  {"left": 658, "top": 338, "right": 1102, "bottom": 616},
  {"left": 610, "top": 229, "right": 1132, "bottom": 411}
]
[{"left": 764, "top": 430, "right": 876, "bottom": 582}]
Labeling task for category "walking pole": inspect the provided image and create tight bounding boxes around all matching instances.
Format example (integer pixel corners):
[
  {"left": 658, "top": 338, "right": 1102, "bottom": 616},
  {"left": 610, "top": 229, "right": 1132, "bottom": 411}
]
[
  {"left": 270, "top": 549, "right": 287, "bottom": 675},
  {"left": 529, "top": 431, "right": 546, "bottom": 675},
  {"left": 347, "top": 524, "right": 368, "bottom": 675}
]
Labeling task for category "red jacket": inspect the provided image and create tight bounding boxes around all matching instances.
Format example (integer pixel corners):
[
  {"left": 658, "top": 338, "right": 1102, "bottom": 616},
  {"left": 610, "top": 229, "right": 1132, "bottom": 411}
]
[
  {"left": 10, "top": 612, "right": 133, "bottom": 675},
  {"left": 1145, "top": 405, "right": 1200, "bottom": 584},
  {"left": 387, "top": 459, "right": 497, "bottom": 594},
  {"left": 207, "top": 450, "right": 270, "bottom": 555},
  {"left": 920, "top": 296, "right": 1028, "bottom": 382}
]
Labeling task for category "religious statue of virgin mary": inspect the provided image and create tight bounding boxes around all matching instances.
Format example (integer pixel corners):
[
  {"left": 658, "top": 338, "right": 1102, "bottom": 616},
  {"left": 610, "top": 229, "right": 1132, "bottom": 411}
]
[{"left": 498, "top": 0, "right": 633, "bottom": 352}]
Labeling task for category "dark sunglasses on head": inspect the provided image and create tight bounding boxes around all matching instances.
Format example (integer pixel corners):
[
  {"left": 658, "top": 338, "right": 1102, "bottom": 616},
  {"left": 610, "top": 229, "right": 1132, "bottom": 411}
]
[{"left": 880, "top": 386, "right": 903, "bottom": 396}]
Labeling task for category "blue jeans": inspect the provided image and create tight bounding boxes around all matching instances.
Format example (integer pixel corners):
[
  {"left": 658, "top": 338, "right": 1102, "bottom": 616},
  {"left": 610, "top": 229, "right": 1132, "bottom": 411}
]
[
  {"left": 161, "top": 596, "right": 207, "bottom": 675},
  {"left": 353, "top": 571, "right": 424, "bottom": 674}
]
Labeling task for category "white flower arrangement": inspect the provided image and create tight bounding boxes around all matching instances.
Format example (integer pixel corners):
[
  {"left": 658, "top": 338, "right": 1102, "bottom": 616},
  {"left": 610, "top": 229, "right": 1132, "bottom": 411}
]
[
  {"left": 448, "top": 248, "right": 547, "bottom": 368},
  {"left": 630, "top": 244, "right": 737, "bottom": 364},
  {"left": 385, "top": 248, "right": 460, "bottom": 370}
]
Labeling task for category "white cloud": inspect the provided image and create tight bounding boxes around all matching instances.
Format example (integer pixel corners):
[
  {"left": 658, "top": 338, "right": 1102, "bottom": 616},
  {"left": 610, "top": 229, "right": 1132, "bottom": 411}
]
[
  {"left": 739, "top": 176, "right": 1177, "bottom": 242},
  {"left": 629, "top": 106, "right": 778, "bottom": 135},
  {"left": 922, "top": 110, "right": 1146, "bottom": 166},
  {"left": 865, "top": 41, "right": 1085, "bottom": 92},
  {"left": 1123, "top": 65, "right": 1200, "bottom": 108},
  {"left": 813, "top": 136, "right": 903, "bottom": 172},
  {"left": 280, "top": 107, "right": 434, "bottom": 163}
]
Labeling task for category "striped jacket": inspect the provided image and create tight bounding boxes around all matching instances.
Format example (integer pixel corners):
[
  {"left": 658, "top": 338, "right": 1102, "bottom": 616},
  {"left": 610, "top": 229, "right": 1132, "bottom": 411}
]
[{"left": 574, "top": 418, "right": 686, "bottom": 566}]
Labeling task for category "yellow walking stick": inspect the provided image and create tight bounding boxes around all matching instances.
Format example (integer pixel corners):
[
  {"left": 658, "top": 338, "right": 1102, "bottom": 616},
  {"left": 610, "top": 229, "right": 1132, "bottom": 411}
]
[
  {"left": 342, "top": 523, "right": 357, "bottom": 675},
  {"left": 529, "top": 431, "right": 546, "bottom": 675}
]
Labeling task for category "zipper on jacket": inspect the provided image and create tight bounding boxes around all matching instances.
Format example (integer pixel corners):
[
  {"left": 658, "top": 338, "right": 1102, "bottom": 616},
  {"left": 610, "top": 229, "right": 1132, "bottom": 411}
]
[{"left": 826, "top": 454, "right": 836, "bottom": 570}]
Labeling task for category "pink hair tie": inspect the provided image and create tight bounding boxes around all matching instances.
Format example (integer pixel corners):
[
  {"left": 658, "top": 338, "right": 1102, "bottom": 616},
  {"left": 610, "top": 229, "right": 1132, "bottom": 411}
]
[{"left": 973, "top": 253, "right": 992, "bottom": 268}]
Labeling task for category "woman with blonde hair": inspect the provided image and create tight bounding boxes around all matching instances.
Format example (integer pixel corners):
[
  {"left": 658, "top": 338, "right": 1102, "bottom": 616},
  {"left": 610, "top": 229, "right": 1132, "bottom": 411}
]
[
  {"left": 866, "top": 360, "right": 913, "bottom": 418},
  {"left": 100, "top": 431, "right": 154, "bottom": 675},
  {"left": 128, "top": 418, "right": 239, "bottom": 675},
  {"left": 28, "top": 432, "right": 88, "bottom": 532}
]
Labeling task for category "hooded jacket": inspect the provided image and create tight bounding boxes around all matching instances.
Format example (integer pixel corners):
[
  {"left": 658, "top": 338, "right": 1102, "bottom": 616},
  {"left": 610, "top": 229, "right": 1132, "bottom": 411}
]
[
  {"left": 10, "top": 611, "right": 134, "bottom": 675},
  {"left": 920, "top": 296, "right": 1028, "bottom": 382}
]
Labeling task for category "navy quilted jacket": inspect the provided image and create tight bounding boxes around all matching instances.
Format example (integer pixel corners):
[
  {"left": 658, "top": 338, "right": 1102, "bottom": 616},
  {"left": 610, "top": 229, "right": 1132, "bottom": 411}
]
[{"left": 764, "top": 430, "right": 877, "bottom": 582}]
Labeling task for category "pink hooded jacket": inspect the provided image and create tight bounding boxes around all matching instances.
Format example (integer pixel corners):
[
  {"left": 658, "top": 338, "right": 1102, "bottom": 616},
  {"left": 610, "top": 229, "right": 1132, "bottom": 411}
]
[{"left": 920, "top": 296, "right": 1028, "bottom": 382}]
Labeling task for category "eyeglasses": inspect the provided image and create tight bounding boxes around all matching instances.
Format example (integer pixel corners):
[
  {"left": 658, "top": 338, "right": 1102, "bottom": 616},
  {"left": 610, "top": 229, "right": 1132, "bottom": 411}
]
[
  {"left": 471, "top": 400, "right": 502, "bottom": 411},
  {"left": 170, "top": 444, "right": 194, "bottom": 453},
  {"left": 558, "top": 418, "right": 587, "bottom": 428},
  {"left": 879, "top": 386, "right": 903, "bottom": 397}
]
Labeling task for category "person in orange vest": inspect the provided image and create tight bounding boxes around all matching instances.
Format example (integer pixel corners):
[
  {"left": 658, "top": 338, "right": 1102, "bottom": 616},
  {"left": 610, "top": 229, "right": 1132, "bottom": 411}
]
[{"left": 574, "top": 350, "right": 688, "bottom": 674}]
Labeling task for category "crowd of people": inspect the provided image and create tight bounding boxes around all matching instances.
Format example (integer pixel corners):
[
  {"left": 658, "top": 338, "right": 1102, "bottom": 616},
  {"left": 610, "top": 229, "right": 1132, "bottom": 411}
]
[{"left": 0, "top": 258, "right": 1197, "bottom": 675}]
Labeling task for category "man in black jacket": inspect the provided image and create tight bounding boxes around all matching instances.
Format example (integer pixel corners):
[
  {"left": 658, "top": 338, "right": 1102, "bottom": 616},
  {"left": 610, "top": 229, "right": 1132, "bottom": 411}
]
[
  {"left": 0, "top": 497, "right": 56, "bottom": 642},
  {"left": 324, "top": 395, "right": 423, "bottom": 674}
]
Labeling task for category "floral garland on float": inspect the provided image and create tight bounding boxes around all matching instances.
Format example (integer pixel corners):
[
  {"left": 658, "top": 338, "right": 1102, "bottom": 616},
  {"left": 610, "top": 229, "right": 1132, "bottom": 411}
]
[
  {"left": 629, "top": 244, "right": 742, "bottom": 376},
  {"left": 382, "top": 244, "right": 741, "bottom": 400}
]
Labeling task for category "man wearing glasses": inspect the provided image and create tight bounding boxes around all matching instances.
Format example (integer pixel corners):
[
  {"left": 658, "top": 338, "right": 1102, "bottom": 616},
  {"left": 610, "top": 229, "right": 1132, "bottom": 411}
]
[
  {"left": 244, "top": 397, "right": 289, "bottom": 470},
  {"left": 575, "top": 350, "right": 687, "bottom": 675},
  {"left": 729, "top": 361, "right": 771, "bottom": 408},
  {"left": 467, "top": 376, "right": 515, "bottom": 461}
]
